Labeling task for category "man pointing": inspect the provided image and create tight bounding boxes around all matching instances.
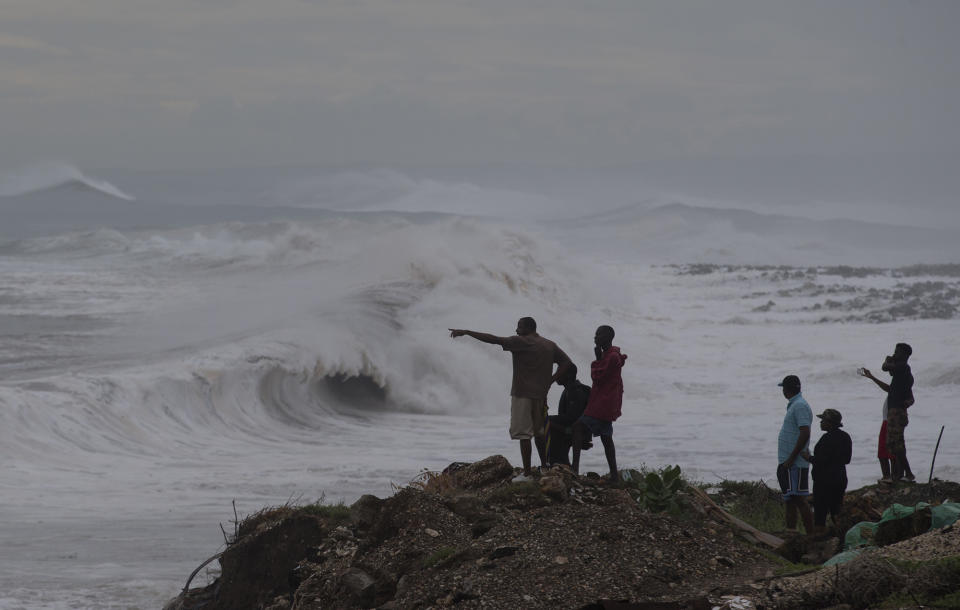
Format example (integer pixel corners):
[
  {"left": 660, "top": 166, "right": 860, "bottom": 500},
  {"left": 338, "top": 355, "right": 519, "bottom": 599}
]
[{"left": 450, "top": 317, "right": 572, "bottom": 479}]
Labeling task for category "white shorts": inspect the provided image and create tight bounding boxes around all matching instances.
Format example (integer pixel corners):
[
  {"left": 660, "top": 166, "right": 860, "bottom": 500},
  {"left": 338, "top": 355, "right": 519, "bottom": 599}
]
[{"left": 509, "top": 396, "right": 547, "bottom": 440}]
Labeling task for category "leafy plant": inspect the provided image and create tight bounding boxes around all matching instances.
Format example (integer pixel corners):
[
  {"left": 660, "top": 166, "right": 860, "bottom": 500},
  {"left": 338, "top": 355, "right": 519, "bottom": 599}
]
[{"left": 633, "top": 465, "right": 685, "bottom": 514}]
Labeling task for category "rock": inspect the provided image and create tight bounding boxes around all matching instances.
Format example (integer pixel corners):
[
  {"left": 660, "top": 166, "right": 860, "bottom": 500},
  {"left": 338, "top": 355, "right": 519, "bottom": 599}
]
[
  {"left": 444, "top": 493, "right": 500, "bottom": 537},
  {"left": 450, "top": 455, "right": 514, "bottom": 489},
  {"left": 329, "top": 525, "right": 354, "bottom": 540},
  {"left": 539, "top": 474, "right": 567, "bottom": 500},
  {"left": 800, "top": 537, "right": 839, "bottom": 565},
  {"left": 350, "top": 494, "right": 384, "bottom": 530},
  {"left": 554, "top": 555, "right": 569, "bottom": 565},
  {"left": 395, "top": 574, "right": 411, "bottom": 597},
  {"left": 488, "top": 546, "right": 519, "bottom": 559},
  {"left": 262, "top": 595, "right": 291, "bottom": 610},
  {"left": 424, "top": 528, "right": 440, "bottom": 537},
  {"left": 340, "top": 567, "right": 376, "bottom": 606},
  {"left": 442, "top": 461, "right": 472, "bottom": 475}
]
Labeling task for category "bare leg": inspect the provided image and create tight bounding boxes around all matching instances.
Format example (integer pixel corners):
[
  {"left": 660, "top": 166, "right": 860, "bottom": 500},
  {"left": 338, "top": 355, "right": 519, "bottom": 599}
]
[
  {"left": 534, "top": 434, "right": 547, "bottom": 468},
  {"left": 785, "top": 501, "right": 798, "bottom": 530},
  {"left": 901, "top": 452, "right": 915, "bottom": 479},
  {"left": 879, "top": 458, "right": 891, "bottom": 480},
  {"left": 571, "top": 424, "right": 584, "bottom": 475},
  {"left": 519, "top": 439, "right": 532, "bottom": 476},
  {"left": 891, "top": 452, "right": 904, "bottom": 480},
  {"left": 798, "top": 498, "right": 814, "bottom": 534},
  {"left": 600, "top": 435, "right": 618, "bottom": 482}
]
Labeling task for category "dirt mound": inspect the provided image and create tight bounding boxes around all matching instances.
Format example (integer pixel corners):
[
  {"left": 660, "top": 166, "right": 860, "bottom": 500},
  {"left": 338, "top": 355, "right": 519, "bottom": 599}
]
[
  {"left": 165, "top": 457, "right": 777, "bottom": 609},
  {"left": 164, "top": 464, "right": 960, "bottom": 610}
]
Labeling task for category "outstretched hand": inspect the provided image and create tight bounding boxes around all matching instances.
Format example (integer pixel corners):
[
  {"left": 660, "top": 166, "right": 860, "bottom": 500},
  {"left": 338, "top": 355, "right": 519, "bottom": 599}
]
[
  {"left": 858, "top": 367, "right": 872, "bottom": 378},
  {"left": 449, "top": 329, "right": 465, "bottom": 338}
]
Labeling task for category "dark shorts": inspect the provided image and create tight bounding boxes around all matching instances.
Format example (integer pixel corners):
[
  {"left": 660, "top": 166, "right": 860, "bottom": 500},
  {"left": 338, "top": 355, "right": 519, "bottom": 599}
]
[
  {"left": 578, "top": 415, "right": 613, "bottom": 437},
  {"left": 776, "top": 464, "right": 810, "bottom": 501},
  {"left": 886, "top": 407, "right": 908, "bottom": 455}
]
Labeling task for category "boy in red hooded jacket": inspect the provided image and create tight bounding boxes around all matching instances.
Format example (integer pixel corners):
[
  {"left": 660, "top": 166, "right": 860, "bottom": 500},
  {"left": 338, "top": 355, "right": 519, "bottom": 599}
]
[{"left": 572, "top": 325, "right": 627, "bottom": 482}]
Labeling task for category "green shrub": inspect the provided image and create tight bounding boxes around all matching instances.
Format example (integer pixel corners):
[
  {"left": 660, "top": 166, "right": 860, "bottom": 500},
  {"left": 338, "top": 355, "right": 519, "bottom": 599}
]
[
  {"left": 300, "top": 501, "right": 351, "bottom": 523},
  {"left": 713, "top": 480, "right": 785, "bottom": 533},
  {"left": 625, "top": 465, "right": 685, "bottom": 514}
]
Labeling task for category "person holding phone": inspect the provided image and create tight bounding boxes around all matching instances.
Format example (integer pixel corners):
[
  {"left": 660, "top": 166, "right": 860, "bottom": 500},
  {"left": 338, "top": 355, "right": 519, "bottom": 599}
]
[{"left": 859, "top": 342, "right": 915, "bottom": 483}]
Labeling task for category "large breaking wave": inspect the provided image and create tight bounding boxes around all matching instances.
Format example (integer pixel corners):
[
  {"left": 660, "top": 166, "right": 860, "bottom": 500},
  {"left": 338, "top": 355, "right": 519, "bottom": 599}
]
[{"left": 0, "top": 214, "right": 616, "bottom": 462}]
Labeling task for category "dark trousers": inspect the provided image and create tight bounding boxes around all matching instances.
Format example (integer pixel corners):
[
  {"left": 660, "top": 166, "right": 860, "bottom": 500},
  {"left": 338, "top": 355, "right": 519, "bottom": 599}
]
[
  {"left": 544, "top": 417, "right": 590, "bottom": 465},
  {"left": 812, "top": 477, "right": 846, "bottom": 527}
]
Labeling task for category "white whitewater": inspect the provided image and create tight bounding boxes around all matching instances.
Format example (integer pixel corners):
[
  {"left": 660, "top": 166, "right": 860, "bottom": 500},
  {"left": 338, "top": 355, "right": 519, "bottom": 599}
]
[
  {"left": 0, "top": 162, "right": 135, "bottom": 201},
  {"left": 0, "top": 165, "right": 958, "bottom": 608}
]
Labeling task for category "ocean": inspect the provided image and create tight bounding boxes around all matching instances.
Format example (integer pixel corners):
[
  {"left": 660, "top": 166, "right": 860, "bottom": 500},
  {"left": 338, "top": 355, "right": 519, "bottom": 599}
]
[{"left": 1, "top": 163, "right": 958, "bottom": 608}]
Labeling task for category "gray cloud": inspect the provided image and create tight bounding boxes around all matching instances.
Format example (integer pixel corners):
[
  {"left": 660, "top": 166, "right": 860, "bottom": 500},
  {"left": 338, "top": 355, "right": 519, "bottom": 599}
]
[{"left": 2, "top": 0, "right": 959, "bottom": 175}]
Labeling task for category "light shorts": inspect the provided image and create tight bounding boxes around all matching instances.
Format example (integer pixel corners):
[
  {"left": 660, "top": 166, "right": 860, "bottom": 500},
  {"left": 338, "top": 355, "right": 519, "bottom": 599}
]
[{"left": 509, "top": 396, "right": 547, "bottom": 440}]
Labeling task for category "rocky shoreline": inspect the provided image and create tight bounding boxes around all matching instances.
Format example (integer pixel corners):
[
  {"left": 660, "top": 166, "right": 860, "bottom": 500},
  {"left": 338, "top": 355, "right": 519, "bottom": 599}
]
[{"left": 164, "top": 457, "right": 960, "bottom": 609}]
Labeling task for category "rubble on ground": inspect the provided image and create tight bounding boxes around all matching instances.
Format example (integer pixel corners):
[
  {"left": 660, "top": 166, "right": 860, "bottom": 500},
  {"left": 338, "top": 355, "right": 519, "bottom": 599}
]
[{"left": 163, "top": 458, "right": 960, "bottom": 609}]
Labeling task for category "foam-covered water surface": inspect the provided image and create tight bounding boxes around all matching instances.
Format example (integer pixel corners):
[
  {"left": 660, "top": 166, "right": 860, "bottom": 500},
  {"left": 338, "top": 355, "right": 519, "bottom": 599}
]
[{"left": 1, "top": 164, "right": 958, "bottom": 608}]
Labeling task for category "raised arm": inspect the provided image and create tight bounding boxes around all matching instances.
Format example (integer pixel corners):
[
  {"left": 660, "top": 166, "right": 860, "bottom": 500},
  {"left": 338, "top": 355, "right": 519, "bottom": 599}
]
[
  {"left": 551, "top": 347, "right": 573, "bottom": 384},
  {"left": 590, "top": 348, "right": 624, "bottom": 383},
  {"left": 449, "top": 329, "right": 507, "bottom": 345},
  {"left": 859, "top": 367, "right": 890, "bottom": 392}
]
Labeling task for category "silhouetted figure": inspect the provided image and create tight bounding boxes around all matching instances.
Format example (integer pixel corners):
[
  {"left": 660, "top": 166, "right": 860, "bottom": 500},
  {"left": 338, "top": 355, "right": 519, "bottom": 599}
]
[
  {"left": 572, "top": 325, "right": 626, "bottom": 482},
  {"left": 881, "top": 343, "right": 916, "bottom": 482},
  {"left": 776, "top": 374, "right": 814, "bottom": 534},
  {"left": 450, "top": 317, "right": 571, "bottom": 479},
  {"left": 859, "top": 363, "right": 913, "bottom": 483},
  {"left": 537, "top": 364, "right": 591, "bottom": 466},
  {"left": 803, "top": 408, "right": 852, "bottom": 533}
]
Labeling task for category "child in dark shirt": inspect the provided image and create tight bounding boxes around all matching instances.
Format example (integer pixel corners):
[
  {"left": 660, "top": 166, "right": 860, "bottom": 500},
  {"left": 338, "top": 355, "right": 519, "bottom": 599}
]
[
  {"left": 803, "top": 408, "right": 852, "bottom": 533},
  {"left": 538, "top": 365, "right": 591, "bottom": 466}
]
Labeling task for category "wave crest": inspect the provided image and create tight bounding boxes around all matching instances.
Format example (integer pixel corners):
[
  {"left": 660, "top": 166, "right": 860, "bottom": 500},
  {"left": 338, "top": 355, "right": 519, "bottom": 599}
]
[{"left": 0, "top": 162, "right": 134, "bottom": 201}]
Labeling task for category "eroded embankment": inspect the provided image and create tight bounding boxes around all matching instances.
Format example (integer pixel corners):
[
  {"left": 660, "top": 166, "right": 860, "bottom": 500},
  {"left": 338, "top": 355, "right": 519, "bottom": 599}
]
[{"left": 164, "top": 458, "right": 960, "bottom": 610}]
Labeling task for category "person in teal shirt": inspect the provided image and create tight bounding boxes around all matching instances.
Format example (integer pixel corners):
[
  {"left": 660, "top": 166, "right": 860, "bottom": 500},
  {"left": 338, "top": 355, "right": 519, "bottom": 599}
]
[{"left": 776, "top": 374, "right": 814, "bottom": 534}]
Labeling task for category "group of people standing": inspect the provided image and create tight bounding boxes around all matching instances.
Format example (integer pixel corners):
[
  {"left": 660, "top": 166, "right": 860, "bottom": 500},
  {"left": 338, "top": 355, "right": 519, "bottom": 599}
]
[
  {"left": 776, "top": 342, "right": 915, "bottom": 534},
  {"left": 450, "top": 319, "right": 915, "bottom": 537},
  {"left": 449, "top": 317, "right": 626, "bottom": 482}
]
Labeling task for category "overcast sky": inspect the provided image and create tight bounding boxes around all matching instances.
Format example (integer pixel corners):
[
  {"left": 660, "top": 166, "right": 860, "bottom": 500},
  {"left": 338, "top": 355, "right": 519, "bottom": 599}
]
[{"left": 2, "top": 0, "right": 958, "bottom": 172}]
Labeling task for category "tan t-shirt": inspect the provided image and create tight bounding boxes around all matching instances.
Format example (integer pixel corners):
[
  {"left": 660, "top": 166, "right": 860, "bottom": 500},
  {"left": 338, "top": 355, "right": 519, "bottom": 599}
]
[{"left": 501, "top": 333, "right": 570, "bottom": 400}]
